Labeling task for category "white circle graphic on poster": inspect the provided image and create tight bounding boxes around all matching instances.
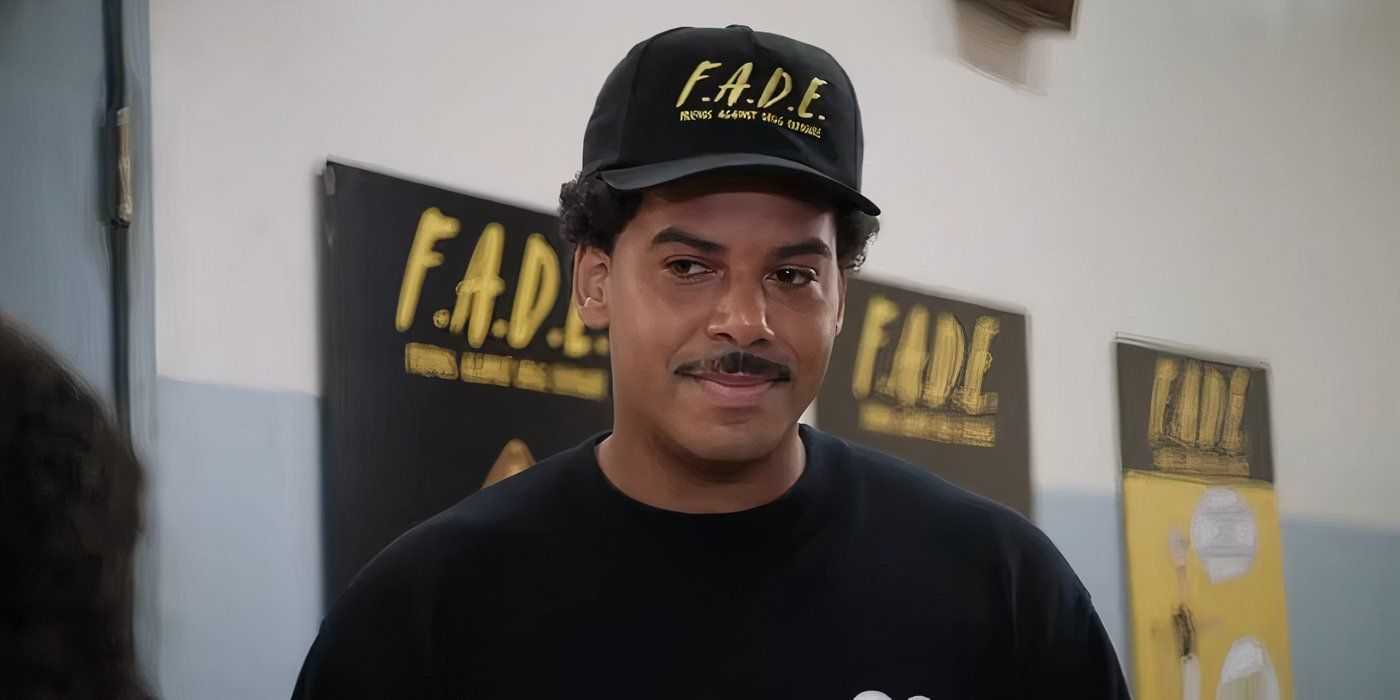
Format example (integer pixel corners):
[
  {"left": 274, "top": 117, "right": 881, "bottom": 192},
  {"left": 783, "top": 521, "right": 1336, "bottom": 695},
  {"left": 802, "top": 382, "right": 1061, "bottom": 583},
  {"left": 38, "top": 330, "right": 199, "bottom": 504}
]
[
  {"left": 1191, "top": 487, "right": 1257, "bottom": 583},
  {"left": 1217, "top": 636, "right": 1280, "bottom": 700}
]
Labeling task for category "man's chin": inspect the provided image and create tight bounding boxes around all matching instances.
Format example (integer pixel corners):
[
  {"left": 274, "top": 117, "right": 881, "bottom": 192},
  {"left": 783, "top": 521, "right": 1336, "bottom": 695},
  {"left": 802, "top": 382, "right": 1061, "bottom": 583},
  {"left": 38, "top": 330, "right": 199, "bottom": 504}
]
[{"left": 671, "top": 416, "right": 795, "bottom": 463}]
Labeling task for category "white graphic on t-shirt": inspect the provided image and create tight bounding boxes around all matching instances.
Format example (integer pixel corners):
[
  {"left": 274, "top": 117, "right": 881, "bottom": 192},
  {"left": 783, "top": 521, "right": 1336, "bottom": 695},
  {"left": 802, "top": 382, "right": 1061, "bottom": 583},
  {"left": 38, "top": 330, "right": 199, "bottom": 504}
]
[{"left": 853, "top": 692, "right": 930, "bottom": 700}]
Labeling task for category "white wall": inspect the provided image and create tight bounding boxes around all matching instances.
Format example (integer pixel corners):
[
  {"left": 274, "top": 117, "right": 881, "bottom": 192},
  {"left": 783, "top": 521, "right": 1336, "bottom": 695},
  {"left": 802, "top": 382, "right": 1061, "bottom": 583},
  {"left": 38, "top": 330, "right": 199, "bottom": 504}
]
[
  {"left": 148, "top": 0, "right": 1400, "bottom": 695},
  {"left": 152, "top": 0, "right": 1399, "bottom": 526}
]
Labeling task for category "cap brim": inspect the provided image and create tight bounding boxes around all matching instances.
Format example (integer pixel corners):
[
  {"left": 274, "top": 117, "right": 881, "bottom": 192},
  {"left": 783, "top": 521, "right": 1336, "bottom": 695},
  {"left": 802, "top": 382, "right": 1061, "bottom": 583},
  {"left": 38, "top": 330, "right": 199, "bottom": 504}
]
[{"left": 596, "top": 153, "right": 881, "bottom": 216}]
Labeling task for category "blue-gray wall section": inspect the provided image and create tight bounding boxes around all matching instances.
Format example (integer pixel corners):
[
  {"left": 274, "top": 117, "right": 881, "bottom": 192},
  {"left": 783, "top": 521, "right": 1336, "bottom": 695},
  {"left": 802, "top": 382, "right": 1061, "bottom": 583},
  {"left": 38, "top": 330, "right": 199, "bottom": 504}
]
[
  {"left": 1281, "top": 518, "right": 1400, "bottom": 699},
  {"left": 0, "top": 0, "right": 114, "bottom": 401},
  {"left": 154, "top": 378, "right": 321, "bottom": 699}
]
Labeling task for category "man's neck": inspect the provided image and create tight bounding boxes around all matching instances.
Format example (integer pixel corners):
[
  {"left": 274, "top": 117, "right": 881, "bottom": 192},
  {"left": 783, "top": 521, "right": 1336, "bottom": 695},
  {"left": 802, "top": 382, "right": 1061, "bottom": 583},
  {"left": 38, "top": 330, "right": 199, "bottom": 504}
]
[{"left": 595, "top": 421, "right": 805, "bottom": 514}]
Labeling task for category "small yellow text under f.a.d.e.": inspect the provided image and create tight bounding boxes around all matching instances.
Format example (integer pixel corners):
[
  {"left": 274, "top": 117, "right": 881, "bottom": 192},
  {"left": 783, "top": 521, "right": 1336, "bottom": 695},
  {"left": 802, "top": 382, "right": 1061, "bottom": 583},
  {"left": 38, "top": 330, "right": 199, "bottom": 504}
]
[{"left": 403, "top": 342, "right": 610, "bottom": 402}]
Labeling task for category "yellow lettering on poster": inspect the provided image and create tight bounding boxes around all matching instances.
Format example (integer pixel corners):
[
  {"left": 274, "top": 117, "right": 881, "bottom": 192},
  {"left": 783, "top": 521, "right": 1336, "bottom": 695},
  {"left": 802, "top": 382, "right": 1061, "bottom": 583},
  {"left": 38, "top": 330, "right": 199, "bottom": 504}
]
[
  {"left": 1148, "top": 357, "right": 1179, "bottom": 441},
  {"left": 562, "top": 303, "right": 592, "bottom": 359},
  {"left": 952, "top": 316, "right": 999, "bottom": 415},
  {"left": 848, "top": 299, "right": 1003, "bottom": 448},
  {"left": 403, "top": 342, "right": 458, "bottom": 379},
  {"left": 551, "top": 364, "right": 610, "bottom": 400},
  {"left": 507, "top": 233, "right": 560, "bottom": 349},
  {"left": 515, "top": 359, "right": 549, "bottom": 392},
  {"left": 404, "top": 345, "right": 609, "bottom": 402},
  {"left": 449, "top": 222, "right": 506, "bottom": 348},
  {"left": 880, "top": 304, "right": 929, "bottom": 406},
  {"left": 1171, "top": 359, "right": 1203, "bottom": 446},
  {"left": 923, "top": 312, "right": 965, "bottom": 409},
  {"left": 858, "top": 402, "right": 995, "bottom": 448},
  {"left": 396, "top": 207, "right": 460, "bottom": 332},
  {"left": 1150, "top": 357, "right": 1252, "bottom": 476},
  {"left": 851, "top": 295, "right": 900, "bottom": 400},
  {"left": 460, "top": 351, "right": 512, "bottom": 386},
  {"left": 1220, "top": 367, "right": 1251, "bottom": 453},
  {"left": 1198, "top": 366, "right": 1228, "bottom": 448}
]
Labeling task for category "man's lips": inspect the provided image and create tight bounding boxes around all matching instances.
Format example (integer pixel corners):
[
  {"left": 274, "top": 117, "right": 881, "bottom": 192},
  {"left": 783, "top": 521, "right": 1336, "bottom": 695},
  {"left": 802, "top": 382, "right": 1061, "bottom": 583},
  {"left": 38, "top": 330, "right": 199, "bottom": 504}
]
[
  {"left": 677, "top": 371, "right": 788, "bottom": 407},
  {"left": 679, "top": 371, "right": 786, "bottom": 386}
]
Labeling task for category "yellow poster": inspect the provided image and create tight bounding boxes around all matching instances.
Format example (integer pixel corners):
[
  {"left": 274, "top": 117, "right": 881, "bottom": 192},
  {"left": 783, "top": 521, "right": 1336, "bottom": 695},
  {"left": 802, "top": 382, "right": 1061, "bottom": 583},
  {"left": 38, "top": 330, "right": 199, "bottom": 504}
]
[{"left": 1116, "top": 341, "right": 1293, "bottom": 699}]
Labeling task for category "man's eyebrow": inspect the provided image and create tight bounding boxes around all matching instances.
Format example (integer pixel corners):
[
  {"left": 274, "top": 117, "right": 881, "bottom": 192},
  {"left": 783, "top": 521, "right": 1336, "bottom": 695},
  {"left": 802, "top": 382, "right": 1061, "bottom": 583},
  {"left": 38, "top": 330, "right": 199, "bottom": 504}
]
[
  {"left": 771, "top": 237, "right": 833, "bottom": 260},
  {"left": 650, "top": 227, "right": 725, "bottom": 253},
  {"left": 649, "top": 228, "right": 832, "bottom": 260}
]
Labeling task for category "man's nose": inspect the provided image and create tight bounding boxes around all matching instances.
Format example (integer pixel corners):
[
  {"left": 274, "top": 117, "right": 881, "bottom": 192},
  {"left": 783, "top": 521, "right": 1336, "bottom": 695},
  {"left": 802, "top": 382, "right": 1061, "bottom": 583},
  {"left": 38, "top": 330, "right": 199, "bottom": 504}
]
[{"left": 706, "top": 275, "right": 776, "bottom": 347}]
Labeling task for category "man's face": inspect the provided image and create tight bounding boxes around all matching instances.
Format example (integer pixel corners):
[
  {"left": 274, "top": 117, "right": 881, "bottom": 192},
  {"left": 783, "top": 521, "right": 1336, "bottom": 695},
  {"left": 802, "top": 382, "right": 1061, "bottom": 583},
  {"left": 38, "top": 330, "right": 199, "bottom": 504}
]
[{"left": 574, "top": 174, "right": 846, "bottom": 463}]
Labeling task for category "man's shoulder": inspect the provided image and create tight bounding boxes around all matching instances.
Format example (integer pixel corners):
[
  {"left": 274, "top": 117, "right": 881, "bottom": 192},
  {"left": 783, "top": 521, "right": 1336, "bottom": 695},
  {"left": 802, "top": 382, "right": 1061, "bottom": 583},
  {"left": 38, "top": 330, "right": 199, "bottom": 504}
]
[
  {"left": 332, "top": 438, "right": 591, "bottom": 599},
  {"left": 817, "top": 428, "right": 1021, "bottom": 524},
  {"left": 815, "top": 427, "right": 1095, "bottom": 621},
  {"left": 810, "top": 426, "right": 1065, "bottom": 567},
  {"left": 297, "top": 441, "right": 596, "bottom": 696}
]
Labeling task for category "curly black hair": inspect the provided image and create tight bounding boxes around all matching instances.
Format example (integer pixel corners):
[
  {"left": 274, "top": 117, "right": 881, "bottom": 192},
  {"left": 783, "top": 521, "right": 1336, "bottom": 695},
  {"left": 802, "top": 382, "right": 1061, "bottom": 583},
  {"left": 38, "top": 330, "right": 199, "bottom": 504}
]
[
  {"left": 0, "top": 314, "right": 148, "bottom": 698},
  {"left": 558, "top": 172, "right": 880, "bottom": 271}
]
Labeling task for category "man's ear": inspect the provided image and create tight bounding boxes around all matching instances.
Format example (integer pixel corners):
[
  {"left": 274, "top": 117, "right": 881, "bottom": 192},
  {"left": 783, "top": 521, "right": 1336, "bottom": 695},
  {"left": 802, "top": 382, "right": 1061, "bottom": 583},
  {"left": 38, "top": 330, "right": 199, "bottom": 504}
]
[
  {"left": 834, "top": 269, "right": 848, "bottom": 336},
  {"left": 572, "top": 243, "right": 611, "bottom": 330}
]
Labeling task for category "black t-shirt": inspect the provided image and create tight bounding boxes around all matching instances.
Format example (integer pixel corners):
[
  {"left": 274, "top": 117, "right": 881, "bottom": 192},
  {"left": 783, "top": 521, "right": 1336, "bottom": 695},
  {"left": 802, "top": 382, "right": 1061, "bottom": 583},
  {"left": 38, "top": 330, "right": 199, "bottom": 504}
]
[{"left": 293, "top": 424, "right": 1128, "bottom": 698}]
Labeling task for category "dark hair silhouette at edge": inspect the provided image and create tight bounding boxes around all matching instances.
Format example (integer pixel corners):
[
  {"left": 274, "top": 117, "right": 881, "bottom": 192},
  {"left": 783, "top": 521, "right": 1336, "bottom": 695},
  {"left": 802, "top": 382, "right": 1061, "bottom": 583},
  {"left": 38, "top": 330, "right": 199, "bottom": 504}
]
[{"left": 0, "top": 313, "right": 148, "bottom": 698}]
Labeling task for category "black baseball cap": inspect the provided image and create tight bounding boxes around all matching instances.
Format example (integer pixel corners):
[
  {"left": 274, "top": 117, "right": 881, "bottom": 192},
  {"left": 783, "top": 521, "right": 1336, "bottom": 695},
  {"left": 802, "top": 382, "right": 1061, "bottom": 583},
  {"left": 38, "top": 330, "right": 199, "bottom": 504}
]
[{"left": 581, "top": 25, "right": 880, "bottom": 216}]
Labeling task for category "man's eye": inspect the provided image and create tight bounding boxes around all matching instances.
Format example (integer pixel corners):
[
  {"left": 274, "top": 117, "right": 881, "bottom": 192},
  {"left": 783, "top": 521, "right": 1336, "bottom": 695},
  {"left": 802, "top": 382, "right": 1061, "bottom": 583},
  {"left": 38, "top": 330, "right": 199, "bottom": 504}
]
[
  {"left": 667, "top": 260, "right": 709, "bottom": 277},
  {"left": 772, "top": 267, "right": 815, "bottom": 287}
]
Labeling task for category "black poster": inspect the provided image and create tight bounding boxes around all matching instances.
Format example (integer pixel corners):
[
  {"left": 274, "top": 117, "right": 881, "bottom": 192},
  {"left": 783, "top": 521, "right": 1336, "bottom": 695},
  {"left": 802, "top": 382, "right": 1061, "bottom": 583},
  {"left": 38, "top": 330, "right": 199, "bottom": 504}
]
[
  {"left": 1115, "top": 340, "right": 1274, "bottom": 482},
  {"left": 319, "top": 161, "right": 612, "bottom": 603},
  {"left": 815, "top": 275, "right": 1031, "bottom": 515}
]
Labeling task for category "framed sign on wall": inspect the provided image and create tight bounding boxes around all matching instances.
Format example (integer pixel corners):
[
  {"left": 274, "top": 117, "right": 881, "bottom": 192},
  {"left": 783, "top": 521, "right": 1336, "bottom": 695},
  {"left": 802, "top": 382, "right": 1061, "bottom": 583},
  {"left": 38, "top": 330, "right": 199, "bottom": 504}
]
[
  {"left": 1115, "top": 338, "right": 1293, "bottom": 698},
  {"left": 815, "top": 275, "right": 1030, "bottom": 515},
  {"left": 318, "top": 161, "right": 612, "bottom": 603}
]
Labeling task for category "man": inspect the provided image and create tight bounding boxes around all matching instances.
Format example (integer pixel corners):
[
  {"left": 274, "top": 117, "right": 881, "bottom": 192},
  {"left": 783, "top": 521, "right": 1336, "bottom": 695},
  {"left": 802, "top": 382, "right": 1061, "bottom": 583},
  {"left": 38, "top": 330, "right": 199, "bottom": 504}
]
[{"left": 294, "top": 25, "right": 1128, "bottom": 698}]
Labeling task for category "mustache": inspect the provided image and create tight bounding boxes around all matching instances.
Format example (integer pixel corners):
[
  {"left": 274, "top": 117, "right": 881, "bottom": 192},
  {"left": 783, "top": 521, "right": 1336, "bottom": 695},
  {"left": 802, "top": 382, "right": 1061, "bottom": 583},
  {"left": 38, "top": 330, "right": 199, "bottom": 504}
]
[{"left": 675, "top": 350, "right": 792, "bottom": 380}]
